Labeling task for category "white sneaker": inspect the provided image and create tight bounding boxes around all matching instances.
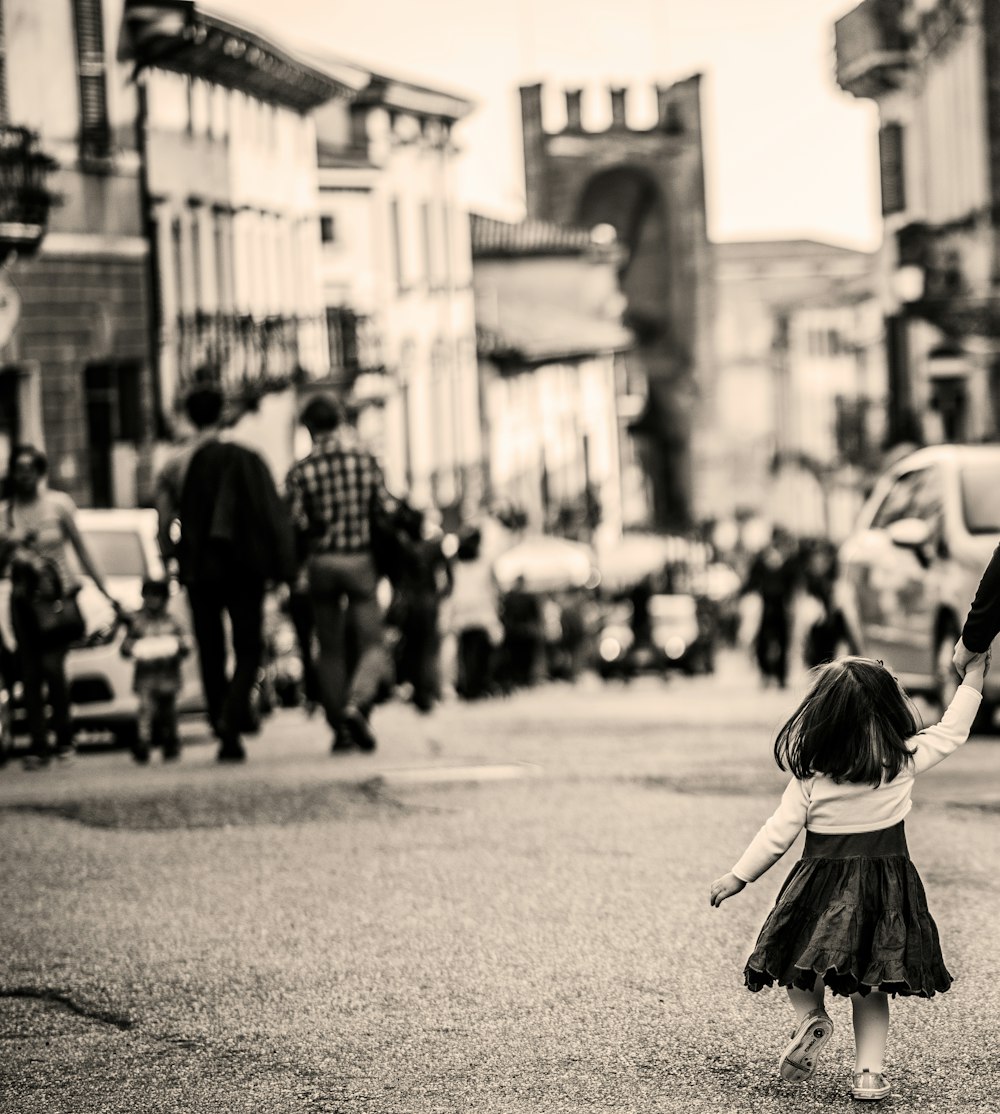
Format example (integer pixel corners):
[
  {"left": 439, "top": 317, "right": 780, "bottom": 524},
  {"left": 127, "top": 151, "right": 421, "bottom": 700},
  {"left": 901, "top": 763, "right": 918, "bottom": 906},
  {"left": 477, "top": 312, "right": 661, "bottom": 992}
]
[{"left": 780, "top": 1008, "right": 834, "bottom": 1082}]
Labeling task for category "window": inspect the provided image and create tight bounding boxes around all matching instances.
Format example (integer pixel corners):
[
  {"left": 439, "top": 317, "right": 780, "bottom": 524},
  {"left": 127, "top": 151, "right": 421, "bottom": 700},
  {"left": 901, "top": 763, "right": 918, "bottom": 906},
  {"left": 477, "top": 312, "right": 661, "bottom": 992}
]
[
  {"left": 878, "top": 122, "right": 906, "bottom": 216},
  {"left": 0, "top": 2, "right": 8, "bottom": 125},
  {"left": 441, "top": 200, "right": 452, "bottom": 285},
  {"left": 71, "top": 0, "right": 110, "bottom": 161},
  {"left": 421, "top": 201, "right": 433, "bottom": 285},
  {"left": 171, "top": 217, "right": 184, "bottom": 317},
  {"left": 390, "top": 198, "right": 405, "bottom": 290},
  {"left": 83, "top": 361, "right": 143, "bottom": 507},
  {"left": 320, "top": 215, "right": 336, "bottom": 245},
  {"left": 213, "top": 209, "right": 228, "bottom": 310},
  {"left": 69, "top": 529, "right": 146, "bottom": 579},
  {"left": 871, "top": 469, "right": 941, "bottom": 531},
  {"left": 190, "top": 208, "right": 202, "bottom": 308},
  {"left": 961, "top": 460, "right": 1000, "bottom": 535}
]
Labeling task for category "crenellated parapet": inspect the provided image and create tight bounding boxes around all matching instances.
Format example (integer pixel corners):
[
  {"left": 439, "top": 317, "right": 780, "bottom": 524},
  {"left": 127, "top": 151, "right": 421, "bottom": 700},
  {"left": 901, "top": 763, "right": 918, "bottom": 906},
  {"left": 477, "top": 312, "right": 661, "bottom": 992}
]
[{"left": 517, "top": 74, "right": 712, "bottom": 530}]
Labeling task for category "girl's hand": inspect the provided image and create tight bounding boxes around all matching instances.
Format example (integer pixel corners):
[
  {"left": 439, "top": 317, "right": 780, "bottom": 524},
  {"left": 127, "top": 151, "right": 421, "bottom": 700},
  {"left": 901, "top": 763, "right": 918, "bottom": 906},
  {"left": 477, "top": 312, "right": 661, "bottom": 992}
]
[
  {"left": 710, "top": 873, "right": 746, "bottom": 907},
  {"left": 963, "top": 650, "right": 991, "bottom": 692}
]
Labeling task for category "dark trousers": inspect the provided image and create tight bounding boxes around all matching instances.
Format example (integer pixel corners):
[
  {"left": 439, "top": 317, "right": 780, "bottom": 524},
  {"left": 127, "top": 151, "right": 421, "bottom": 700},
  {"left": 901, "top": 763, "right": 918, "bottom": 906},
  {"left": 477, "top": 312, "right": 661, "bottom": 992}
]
[
  {"left": 186, "top": 575, "right": 264, "bottom": 745},
  {"left": 457, "top": 627, "right": 493, "bottom": 700},
  {"left": 11, "top": 596, "right": 72, "bottom": 755},
  {"left": 288, "top": 587, "right": 321, "bottom": 705},
  {"left": 308, "top": 552, "right": 387, "bottom": 725},
  {"left": 755, "top": 608, "right": 790, "bottom": 686},
  {"left": 137, "top": 688, "right": 179, "bottom": 752},
  {"left": 399, "top": 595, "right": 440, "bottom": 711}
]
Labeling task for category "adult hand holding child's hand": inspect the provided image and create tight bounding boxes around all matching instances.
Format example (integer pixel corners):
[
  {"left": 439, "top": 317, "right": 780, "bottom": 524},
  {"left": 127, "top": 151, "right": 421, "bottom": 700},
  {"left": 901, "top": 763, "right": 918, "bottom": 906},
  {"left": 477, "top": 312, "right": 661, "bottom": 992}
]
[
  {"left": 953, "top": 637, "right": 977, "bottom": 678},
  {"left": 962, "top": 649, "right": 991, "bottom": 691},
  {"left": 709, "top": 872, "right": 746, "bottom": 908}
]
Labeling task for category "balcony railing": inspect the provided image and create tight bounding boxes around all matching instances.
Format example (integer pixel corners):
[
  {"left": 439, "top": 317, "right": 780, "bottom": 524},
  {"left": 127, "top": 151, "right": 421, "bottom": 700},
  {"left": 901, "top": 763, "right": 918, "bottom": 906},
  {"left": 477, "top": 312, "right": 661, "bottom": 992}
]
[
  {"left": 0, "top": 126, "right": 59, "bottom": 259},
  {"left": 835, "top": 0, "right": 911, "bottom": 99},
  {"left": 326, "top": 307, "right": 386, "bottom": 385}
]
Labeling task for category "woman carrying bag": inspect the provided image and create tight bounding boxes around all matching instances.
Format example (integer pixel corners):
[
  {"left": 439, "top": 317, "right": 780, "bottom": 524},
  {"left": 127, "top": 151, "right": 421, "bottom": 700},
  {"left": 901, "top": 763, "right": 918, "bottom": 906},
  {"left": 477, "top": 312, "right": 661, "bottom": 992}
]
[{"left": 0, "top": 445, "right": 121, "bottom": 768}]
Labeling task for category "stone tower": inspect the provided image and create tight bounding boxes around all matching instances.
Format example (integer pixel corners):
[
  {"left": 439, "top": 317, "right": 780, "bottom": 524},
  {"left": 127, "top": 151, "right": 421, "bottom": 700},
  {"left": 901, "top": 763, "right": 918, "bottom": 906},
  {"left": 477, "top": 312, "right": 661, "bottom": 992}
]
[{"left": 519, "top": 78, "right": 713, "bottom": 531}]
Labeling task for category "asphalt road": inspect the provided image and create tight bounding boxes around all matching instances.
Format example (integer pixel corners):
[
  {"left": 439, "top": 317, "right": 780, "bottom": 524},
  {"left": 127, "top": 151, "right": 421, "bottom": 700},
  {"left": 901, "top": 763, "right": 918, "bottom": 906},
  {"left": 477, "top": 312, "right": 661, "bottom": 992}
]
[{"left": 2, "top": 653, "right": 1000, "bottom": 1113}]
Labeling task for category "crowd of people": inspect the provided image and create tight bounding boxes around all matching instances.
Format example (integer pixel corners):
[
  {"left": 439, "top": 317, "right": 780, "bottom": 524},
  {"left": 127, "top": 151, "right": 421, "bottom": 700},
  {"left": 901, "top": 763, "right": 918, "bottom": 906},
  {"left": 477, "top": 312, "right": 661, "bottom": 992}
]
[
  {"left": 0, "top": 383, "right": 610, "bottom": 768},
  {"left": 0, "top": 380, "right": 925, "bottom": 770}
]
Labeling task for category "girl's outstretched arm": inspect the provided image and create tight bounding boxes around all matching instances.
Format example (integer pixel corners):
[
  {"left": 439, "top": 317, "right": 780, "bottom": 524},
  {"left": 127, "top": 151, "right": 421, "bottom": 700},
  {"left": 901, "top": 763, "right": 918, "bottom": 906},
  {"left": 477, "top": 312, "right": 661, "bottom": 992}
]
[
  {"left": 728, "top": 777, "right": 810, "bottom": 884},
  {"left": 911, "top": 664, "right": 986, "bottom": 774}
]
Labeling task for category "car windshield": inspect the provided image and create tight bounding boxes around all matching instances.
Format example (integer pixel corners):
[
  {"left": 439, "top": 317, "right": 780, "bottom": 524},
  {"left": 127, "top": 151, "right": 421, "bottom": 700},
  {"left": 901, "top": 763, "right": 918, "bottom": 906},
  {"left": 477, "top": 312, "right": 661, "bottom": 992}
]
[
  {"left": 67, "top": 529, "right": 147, "bottom": 579},
  {"left": 961, "top": 462, "right": 1000, "bottom": 535}
]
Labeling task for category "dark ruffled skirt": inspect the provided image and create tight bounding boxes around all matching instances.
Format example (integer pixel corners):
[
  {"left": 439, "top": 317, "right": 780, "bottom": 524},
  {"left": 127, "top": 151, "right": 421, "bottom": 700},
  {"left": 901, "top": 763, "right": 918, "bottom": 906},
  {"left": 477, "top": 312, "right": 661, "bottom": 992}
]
[{"left": 744, "top": 821, "right": 952, "bottom": 998}]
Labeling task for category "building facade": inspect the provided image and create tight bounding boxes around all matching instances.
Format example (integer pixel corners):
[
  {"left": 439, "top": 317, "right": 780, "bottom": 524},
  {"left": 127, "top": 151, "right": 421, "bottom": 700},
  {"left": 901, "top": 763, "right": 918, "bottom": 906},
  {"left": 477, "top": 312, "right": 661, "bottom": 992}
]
[
  {"left": 836, "top": 0, "right": 1000, "bottom": 445},
  {"left": 310, "top": 62, "right": 482, "bottom": 518},
  {"left": 471, "top": 214, "right": 638, "bottom": 549},
  {"left": 518, "top": 80, "right": 713, "bottom": 531},
  {"left": 0, "top": 0, "right": 153, "bottom": 507},
  {"left": 118, "top": 0, "right": 349, "bottom": 480},
  {"left": 702, "top": 240, "right": 882, "bottom": 537}
]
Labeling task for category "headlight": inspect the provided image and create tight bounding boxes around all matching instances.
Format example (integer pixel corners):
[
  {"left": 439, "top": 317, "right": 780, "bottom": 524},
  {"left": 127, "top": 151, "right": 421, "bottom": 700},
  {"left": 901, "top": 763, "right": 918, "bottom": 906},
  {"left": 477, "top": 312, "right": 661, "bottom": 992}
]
[
  {"left": 664, "top": 636, "right": 687, "bottom": 660},
  {"left": 599, "top": 637, "right": 623, "bottom": 662}
]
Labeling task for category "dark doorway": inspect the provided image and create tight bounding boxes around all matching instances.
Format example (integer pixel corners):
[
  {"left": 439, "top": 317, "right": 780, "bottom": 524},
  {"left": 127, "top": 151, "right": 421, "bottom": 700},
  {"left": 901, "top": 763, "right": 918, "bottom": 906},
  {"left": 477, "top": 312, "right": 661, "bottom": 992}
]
[
  {"left": 84, "top": 361, "right": 142, "bottom": 507},
  {"left": 0, "top": 366, "right": 21, "bottom": 471}
]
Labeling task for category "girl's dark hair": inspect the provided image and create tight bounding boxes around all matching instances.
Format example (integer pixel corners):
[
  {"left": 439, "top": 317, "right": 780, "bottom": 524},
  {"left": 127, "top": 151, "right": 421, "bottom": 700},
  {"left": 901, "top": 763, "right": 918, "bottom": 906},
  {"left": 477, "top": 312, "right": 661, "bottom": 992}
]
[{"left": 774, "top": 657, "right": 920, "bottom": 787}]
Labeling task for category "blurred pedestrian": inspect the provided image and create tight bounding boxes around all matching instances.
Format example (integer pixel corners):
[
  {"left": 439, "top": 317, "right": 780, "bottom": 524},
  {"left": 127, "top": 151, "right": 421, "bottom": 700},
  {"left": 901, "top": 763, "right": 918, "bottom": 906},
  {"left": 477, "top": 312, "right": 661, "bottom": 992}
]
[
  {"left": 286, "top": 395, "right": 394, "bottom": 752},
  {"left": 801, "top": 540, "right": 856, "bottom": 669},
  {"left": 500, "top": 576, "right": 543, "bottom": 688},
  {"left": 394, "top": 503, "right": 452, "bottom": 714},
  {"left": 157, "top": 383, "right": 295, "bottom": 763},
  {"left": 0, "top": 445, "right": 122, "bottom": 768},
  {"left": 742, "top": 528, "right": 798, "bottom": 688},
  {"left": 120, "top": 577, "right": 189, "bottom": 764},
  {"left": 710, "top": 654, "right": 988, "bottom": 1102},
  {"left": 559, "top": 589, "right": 589, "bottom": 681},
  {"left": 445, "top": 525, "right": 502, "bottom": 700}
]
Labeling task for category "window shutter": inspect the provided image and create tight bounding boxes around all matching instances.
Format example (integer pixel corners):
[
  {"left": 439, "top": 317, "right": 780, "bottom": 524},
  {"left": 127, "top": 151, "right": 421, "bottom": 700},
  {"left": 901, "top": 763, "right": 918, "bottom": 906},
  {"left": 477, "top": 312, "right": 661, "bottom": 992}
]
[
  {"left": 0, "top": 3, "right": 8, "bottom": 126},
  {"left": 72, "top": 0, "right": 111, "bottom": 160},
  {"left": 879, "top": 123, "right": 905, "bottom": 216}
]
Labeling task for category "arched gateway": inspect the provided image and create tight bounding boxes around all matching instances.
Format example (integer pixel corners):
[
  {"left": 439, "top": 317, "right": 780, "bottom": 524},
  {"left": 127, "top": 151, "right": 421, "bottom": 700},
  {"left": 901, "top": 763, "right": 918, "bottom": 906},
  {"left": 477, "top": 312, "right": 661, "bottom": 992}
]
[{"left": 519, "top": 79, "right": 713, "bottom": 530}]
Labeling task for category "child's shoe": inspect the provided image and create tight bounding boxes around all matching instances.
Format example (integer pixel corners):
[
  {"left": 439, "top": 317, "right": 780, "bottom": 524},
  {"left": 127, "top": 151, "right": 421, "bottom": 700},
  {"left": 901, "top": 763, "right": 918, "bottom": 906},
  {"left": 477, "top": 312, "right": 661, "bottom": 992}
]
[
  {"left": 852, "top": 1069, "right": 891, "bottom": 1102},
  {"left": 779, "top": 1007, "right": 834, "bottom": 1082}
]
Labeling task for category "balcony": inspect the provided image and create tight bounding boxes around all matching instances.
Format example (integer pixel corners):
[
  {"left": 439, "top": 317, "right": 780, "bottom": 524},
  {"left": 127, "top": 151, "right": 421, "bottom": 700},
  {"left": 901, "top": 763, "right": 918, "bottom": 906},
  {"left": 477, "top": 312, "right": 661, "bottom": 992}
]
[
  {"left": 0, "top": 126, "right": 59, "bottom": 260},
  {"left": 326, "top": 307, "right": 385, "bottom": 386},
  {"left": 835, "top": 0, "right": 912, "bottom": 99}
]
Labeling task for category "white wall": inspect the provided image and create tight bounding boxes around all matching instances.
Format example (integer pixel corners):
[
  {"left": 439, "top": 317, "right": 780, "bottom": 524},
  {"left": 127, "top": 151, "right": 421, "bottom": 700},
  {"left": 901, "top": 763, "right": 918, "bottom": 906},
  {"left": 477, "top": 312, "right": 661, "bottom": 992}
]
[{"left": 316, "top": 103, "right": 481, "bottom": 511}]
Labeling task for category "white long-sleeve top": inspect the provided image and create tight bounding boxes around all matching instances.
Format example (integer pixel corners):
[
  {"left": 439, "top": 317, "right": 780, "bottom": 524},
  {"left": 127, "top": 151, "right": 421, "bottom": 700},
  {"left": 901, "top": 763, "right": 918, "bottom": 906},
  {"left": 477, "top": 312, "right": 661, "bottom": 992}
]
[{"left": 731, "top": 684, "right": 982, "bottom": 883}]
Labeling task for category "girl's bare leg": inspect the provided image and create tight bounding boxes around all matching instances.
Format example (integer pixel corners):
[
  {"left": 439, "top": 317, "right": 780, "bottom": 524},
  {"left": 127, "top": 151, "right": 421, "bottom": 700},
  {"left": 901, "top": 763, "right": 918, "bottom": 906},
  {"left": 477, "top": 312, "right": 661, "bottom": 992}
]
[
  {"left": 786, "top": 974, "right": 826, "bottom": 1021},
  {"left": 851, "top": 991, "right": 889, "bottom": 1072}
]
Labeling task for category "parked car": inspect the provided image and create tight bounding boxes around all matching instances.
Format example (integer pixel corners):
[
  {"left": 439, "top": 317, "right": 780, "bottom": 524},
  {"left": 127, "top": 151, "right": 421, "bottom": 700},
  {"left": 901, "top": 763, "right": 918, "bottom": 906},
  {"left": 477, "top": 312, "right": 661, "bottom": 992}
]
[
  {"left": 62, "top": 508, "right": 205, "bottom": 746},
  {"left": 597, "top": 593, "right": 715, "bottom": 679},
  {"left": 837, "top": 444, "right": 1000, "bottom": 730}
]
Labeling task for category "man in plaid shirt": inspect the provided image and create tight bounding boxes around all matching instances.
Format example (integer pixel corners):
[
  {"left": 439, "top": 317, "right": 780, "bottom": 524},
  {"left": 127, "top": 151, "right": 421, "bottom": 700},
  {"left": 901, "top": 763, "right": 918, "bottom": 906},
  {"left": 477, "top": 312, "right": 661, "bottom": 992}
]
[{"left": 286, "top": 396, "right": 393, "bottom": 752}]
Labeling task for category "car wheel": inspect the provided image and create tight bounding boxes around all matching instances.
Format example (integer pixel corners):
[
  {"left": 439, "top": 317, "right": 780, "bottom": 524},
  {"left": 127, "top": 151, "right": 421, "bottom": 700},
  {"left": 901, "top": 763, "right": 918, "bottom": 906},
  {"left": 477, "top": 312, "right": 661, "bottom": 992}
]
[
  {"left": 0, "top": 692, "right": 12, "bottom": 767},
  {"left": 113, "top": 721, "right": 140, "bottom": 751}
]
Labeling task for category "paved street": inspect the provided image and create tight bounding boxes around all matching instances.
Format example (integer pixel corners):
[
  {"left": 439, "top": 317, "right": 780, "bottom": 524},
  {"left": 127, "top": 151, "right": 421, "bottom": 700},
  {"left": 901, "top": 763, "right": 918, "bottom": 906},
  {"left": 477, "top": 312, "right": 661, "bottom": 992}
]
[{"left": 2, "top": 653, "right": 1000, "bottom": 1113}]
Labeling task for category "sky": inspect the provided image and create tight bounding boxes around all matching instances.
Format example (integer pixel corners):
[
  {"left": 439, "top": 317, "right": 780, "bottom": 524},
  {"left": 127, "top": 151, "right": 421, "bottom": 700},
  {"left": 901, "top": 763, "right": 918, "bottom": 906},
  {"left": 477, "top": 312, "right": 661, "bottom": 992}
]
[{"left": 213, "top": 0, "right": 881, "bottom": 251}]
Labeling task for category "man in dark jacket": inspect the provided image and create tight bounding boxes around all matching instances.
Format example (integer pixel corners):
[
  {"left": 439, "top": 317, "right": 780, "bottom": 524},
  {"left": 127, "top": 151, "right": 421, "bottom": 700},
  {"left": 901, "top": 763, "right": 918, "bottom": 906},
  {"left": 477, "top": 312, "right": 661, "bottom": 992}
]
[{"left": 157, "top": 383, "right": 295, "bottom": 762}]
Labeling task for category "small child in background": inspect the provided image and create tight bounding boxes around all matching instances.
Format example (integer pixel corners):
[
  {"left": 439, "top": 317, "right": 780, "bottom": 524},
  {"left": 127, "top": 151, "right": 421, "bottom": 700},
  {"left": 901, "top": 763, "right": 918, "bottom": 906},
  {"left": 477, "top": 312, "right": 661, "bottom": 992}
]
[
  {"left": 121, "top": 578, "right": 189, "bottom": 763},
  {"left": 710, "top": 653, "right": 988, "bottom": 1102}
]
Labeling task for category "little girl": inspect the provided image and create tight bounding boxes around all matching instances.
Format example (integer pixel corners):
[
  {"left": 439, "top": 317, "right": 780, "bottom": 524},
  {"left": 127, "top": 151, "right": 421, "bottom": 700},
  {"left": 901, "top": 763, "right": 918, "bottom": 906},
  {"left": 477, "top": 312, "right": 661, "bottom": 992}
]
[{"left": 710, "top": 654, "right": 988, "bottom": 1102}]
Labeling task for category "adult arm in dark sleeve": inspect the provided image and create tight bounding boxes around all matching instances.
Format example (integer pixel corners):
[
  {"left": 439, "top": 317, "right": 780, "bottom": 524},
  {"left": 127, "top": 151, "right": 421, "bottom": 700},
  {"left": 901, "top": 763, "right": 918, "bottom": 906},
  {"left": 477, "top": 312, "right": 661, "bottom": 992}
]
[{"left": 961, "top": 542, "right": 1000, "bottom": 654}]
